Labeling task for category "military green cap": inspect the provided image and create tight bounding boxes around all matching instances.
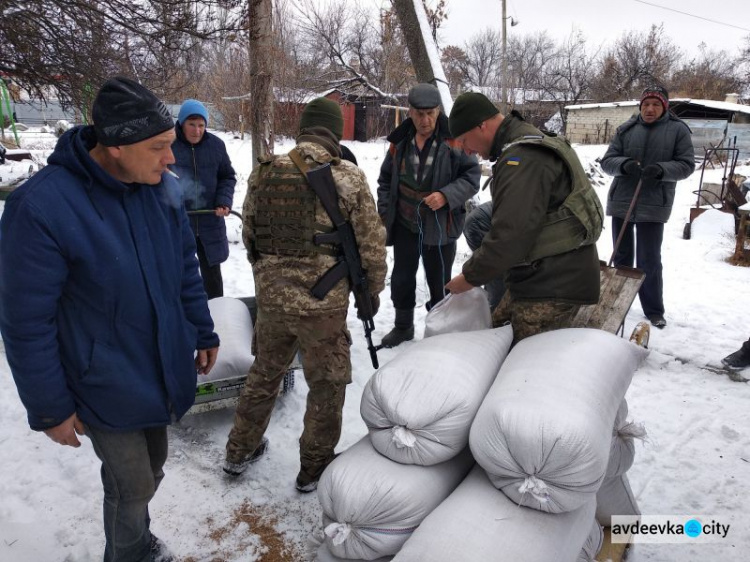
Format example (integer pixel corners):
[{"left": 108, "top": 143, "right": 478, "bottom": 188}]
[
  {"left": 449, "top": 92, "right": 500, "bottom": 138},
  {"left": 300, "top": 97, "right": 344, "bottom": 140}
]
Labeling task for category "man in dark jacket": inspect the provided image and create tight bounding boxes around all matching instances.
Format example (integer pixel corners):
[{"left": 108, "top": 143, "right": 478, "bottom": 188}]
[
  {"left": 173, "top": 99, "right": 237, "bottom": 299},
  {"left": 377, "top": 83, "right": 480, "bottom": 347},
  {"left": 0, "top": 77, "right": 219, "bottom": 562},
  {"left": 445, "top": 92, "right": 602, "bottom": 346},
  {"left": 601, "top": 85, "right": 694, "bottom": 328}
]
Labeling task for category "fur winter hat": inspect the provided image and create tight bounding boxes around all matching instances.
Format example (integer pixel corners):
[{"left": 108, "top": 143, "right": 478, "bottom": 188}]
[
  {"left": 640, "top": 85, "right": 669, "bottom": 111},
  {"left": 178, "top": 99, "right": 209, "bottom": 127},
  {"left": 299, "top": 97, "right": 344, "bottom": 140},
  {"left": 449, "top": 92, "right": 500, "bottom": 139},
  {"left": 92, "top": 76, "right": 174, "bottom": 146}
]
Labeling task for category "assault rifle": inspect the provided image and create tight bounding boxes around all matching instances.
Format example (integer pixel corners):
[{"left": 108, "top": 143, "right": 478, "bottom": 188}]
[{"left": 301, "top": 162, "right": 380, "bottom": 369}]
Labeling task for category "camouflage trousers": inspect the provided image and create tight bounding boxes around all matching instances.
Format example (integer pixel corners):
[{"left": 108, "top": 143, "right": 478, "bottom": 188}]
[
  {"left": 225, "top": 307, "right": 352, "bottom": 481},
  {"left": 492, "top": 292, "right": 581, "bottom": 346}
]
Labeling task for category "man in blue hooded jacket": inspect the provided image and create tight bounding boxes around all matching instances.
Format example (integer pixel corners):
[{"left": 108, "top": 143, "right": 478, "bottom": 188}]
[
  {"left": 172, "top": 99, "right": 237, "bottom": 299},
  {"left": 0, "top": 77, "right": 220, "bottom": 562}
]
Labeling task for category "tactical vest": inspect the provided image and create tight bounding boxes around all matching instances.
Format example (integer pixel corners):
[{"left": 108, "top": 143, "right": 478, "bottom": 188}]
[
  {"left": 250, "top": 159, "right": 337, "bottom": 257},
  {"left": 499, "top": 134, "right": 603, "bottom": 263}
]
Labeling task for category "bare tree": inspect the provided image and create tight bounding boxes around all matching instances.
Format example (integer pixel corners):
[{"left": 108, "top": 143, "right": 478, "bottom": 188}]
[
  {"left": 249, "top": 0, "right": 274, "bottom": 160},
  {"left": 441, "top": 45, "right": 470, "bottom": 94},
  {"left": 507, "top": 31, "right": 556, "bottom": 105},
  {"left": 462, "top": 28, "right": 502, "bottom": 88},
  {"left": 1, "top": 0, "right": 241, "bottom": 111},
  {"left": 671, "top": 44, "right": 745, "bottom": 100},
  {"left": 422, "top": 0, "right": 448, "bottom": 46},
  {"left": 296, "top": 0, "right": 406, "bottom": 97},
  {"left": 741, "top": 36, "right": 750, "bottom": 91},
  {"left": 589, "top": 24, "right": 681, "bottom": 101},
  {"left": 537, "top": 31, "right": 599, "bottom": 127}
]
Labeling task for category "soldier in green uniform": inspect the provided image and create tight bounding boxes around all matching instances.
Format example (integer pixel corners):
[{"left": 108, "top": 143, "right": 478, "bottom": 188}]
[
  {"left": 223, "top": 98, "right": 387, "bottom": 493},
  {"left": 445, "top": 92, "right": 602, "bottom": 345}
]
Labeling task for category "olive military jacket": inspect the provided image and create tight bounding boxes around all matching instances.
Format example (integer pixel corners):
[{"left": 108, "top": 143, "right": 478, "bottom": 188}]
[{"left": 462, "top": 113, "right": 600, "bottom": 304}]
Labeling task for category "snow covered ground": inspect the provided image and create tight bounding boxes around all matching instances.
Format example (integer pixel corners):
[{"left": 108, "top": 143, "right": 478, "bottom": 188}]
[{"left": 1, "top": 128, "right": 749, "bottom": 562}]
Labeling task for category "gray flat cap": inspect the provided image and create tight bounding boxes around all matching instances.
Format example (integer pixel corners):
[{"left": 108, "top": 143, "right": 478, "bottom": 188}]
[{"left": 408, "top": 83, "right": 441, "bottom": 109}]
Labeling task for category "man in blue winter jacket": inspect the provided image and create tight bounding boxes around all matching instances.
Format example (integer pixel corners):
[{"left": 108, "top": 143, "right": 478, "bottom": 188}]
[
  {"left": 0, "top": 77, "right": 220, "bottom": 562},
  {"left": 172, "top": 99, "right": 237, "bottom": 299}
]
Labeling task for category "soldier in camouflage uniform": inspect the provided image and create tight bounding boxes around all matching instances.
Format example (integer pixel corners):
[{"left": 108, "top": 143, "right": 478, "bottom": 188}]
[
  {"left": 445, "top": 92, "right": 602, "bottom": 346},
  {"left": 223, "top": 98, "right": 387, "bottom": 492}
]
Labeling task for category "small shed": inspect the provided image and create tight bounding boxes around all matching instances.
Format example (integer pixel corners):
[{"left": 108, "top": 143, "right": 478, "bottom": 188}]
[
  {"left": 322, "top": 86, "right": 395, "bottom": 141},
  {"left": 273, "top": 87, "right": 393, "bottom": 142}
]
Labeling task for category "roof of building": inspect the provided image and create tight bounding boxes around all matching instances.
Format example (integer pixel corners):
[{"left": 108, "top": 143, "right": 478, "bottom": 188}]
[{"left": 565, "top": 98, "right": 750, "bottom": 115}]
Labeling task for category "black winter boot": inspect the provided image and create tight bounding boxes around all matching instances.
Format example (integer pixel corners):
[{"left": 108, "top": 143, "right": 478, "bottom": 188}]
[
  {"left": 721, "top": 342, "right": 750, "bottom": 370},
  {"left": 381, "top": 308, "right": 414, "bottom": 348}
]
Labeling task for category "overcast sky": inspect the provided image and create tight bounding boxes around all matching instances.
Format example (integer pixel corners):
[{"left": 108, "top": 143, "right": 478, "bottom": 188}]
[{"left": 437, "top": 0, "right": 750, "bottom": 58}]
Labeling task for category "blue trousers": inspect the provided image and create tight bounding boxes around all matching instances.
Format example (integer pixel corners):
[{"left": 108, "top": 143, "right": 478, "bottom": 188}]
[
  {"left": 85, "top": 425, "right": 168, "bottom": 562},
  {"left": 611, "top": 217, "right": 665, "bottom": 317}
]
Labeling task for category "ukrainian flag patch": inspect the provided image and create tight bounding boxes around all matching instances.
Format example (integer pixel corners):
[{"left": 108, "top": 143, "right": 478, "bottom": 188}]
[{"left": 506, "top": 157, "right": 521, "bottom": 166}]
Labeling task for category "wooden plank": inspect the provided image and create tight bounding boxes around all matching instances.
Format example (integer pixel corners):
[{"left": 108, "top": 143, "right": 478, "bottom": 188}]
[
  {"left": 572, "top": 263, "right": 644, "bottom": 334},
  {"left": 596, "top": 526, "right": 632, "bottom": 562}
]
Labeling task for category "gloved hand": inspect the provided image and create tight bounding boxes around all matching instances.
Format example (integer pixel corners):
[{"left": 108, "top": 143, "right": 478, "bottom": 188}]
[
  {"left": 356, "top": 293, "right": 380, "bottom": 319},
  {"left": 641, "top": 164, "right": 664, "bottom": 179},
  {"left": 622, "top": 159, "right": 641, "bottom": 177}
]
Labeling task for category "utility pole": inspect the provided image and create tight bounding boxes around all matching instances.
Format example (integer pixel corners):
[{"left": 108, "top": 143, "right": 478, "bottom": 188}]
[
  {"left": 501, "top": 0, "right": 508, "bottom": 114},
  {"left": 501, "top": 0, "right": 519, "bottom": 115}
]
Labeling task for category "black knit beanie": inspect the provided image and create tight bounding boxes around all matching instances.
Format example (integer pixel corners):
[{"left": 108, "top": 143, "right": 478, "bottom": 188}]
[
  {"left": 93, "top": 76, "right": 174, "bottom": 146},
  {"left": 299, "top": 98, "right": 344, "bottom": 140},
  {"left": 449, "top": 92, "right": 500, "bottom": 138}
]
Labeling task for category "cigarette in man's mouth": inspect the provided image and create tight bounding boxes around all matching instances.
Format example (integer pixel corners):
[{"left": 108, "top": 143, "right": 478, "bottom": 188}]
[{"left": 165, "top": 168, "right": 179, "bottom": 179}]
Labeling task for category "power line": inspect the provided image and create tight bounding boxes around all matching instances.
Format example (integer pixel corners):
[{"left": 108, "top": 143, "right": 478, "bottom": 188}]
[{"left": 633, "top": 0, "right": 750, "bottom": 33}]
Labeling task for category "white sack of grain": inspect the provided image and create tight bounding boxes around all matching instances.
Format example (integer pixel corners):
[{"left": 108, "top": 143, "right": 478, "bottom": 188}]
[
  {"left": 607, "top": 399, "right": 647, "bottom": 478},
  {"left": 470, "top": 328, "right": 647, "bottom": 513},
  {"left": 392, "top": 465, "right": 595, "bottom": 562},
  {"left": 577, "top": 519, "right": 604, "bottom": 562},
  {"left": 317, "top": 437, "right": 474, "bottom": 560},
  {"left": 423, "top": 287, "right": 492, "bottom": 337},
  {"left": 201, "top": 297, "right": 254, "bottom": 382},
  {"left": 361, "top": 327, "right": 512, "bottom": 465},
  {"left": 596, "top": 473, "right": 641, "bottom": 527}
]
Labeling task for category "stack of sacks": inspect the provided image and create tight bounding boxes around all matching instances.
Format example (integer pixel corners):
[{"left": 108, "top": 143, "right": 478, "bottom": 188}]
[
  {"left": 202, "top": 297, "right": 254, "bottom": 382},
  {"left": 361, "top": 327, "right": 513, "bottom": 465},
  {"left": 315, "top": 326, "right": 512, "bottom": 561},
  {"left": 597, "top": 399, "right": 646, "bottom": 526},
  {"left": 392, "top": 466, "right": 597, "bottom": 561},
  {"left": 469, "top": 328, "right": 647, "bottom": 513},
  {"left": 316, "top": 437, "right": 473, "bottom": 560},
  {"left": 389, "top": 329, "right": 646, "bottom": 561}
]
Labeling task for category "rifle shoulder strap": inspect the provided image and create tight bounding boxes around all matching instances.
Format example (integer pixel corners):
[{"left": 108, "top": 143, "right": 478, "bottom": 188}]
[
  {"left": 288, "top": 147, "right": 310, "bottom": 174},
  {"left": 289, "top": 148, "right": 350, "bottom": 300}
]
